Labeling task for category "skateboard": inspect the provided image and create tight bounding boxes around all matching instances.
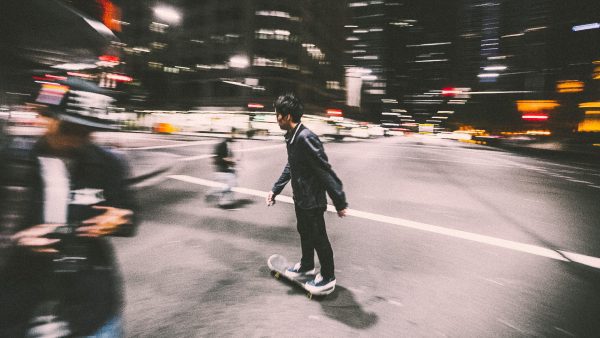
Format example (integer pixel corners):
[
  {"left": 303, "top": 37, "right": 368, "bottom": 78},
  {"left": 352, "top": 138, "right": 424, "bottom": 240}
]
[{"left": 267, "top": 254, "right": 334, "bottom": 298}]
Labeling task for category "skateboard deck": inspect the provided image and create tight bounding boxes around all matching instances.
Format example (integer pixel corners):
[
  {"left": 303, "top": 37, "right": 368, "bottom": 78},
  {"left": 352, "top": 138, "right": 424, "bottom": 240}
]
[{"left": 267, "top": 254, "right": 332, "bottom": 298}]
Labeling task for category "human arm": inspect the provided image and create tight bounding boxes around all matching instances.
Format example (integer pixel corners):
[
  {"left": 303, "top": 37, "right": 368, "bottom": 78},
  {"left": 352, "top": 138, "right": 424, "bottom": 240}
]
[
  {"left": 76, "top": 206, "right": 134, "bottom": 237},
  {"left": 77, "top": 149, "right": 138, "bottom": 237},
  {"left": 1, "top": 140, "right": 61, "bottom": 253},
  {"left": 267, "top": 162, "right": 291, "bottom": 206},
  {"left": 10, "top": 224, "right": 61, "bottom": 252},
  {"left": 302, "top": 135, "right": 348, "bottom": 212}
]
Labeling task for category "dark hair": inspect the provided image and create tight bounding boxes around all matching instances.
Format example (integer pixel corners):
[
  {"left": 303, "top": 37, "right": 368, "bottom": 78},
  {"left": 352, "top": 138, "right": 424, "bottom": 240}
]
[{"left": 274, "top": 93, "right": 303, "bottom": 123}]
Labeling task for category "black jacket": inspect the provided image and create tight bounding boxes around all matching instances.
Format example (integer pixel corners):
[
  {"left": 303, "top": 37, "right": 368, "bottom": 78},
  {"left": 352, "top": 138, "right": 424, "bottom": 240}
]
[
  {"left": 0, "top": 136, "right": 137, "bottom": 336},
  {"left": 213, "top": 138, "right": 235, "bottom": 173},
  {"left": 272, "top": 123, "right": 347, "bottom": 211}
]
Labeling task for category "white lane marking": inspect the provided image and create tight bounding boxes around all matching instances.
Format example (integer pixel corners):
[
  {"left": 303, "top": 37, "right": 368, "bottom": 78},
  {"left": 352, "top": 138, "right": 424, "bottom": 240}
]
[
  {"left": 554, "top": 327, "right": 576, "bottom": 337},
  {"left": 497, "top": 319, "right": 527, "bottom": 334},
  {"left": 122, "top": 140, "right": 220, "bottom": 150},
  {"left": 483, "top": 278, "right": 505, "bottom": 286},
  {"left": 559, "top": 251, "right": 600, "bottom": 269},
  {"left": 168, "top": 174, "right": 600, "bottom": 270},
  {"left": 388, "top": 300, "right": 404, "bottom": 307},
  {"left": 566, "top": 179, "right": 592, "bottom": 184}
]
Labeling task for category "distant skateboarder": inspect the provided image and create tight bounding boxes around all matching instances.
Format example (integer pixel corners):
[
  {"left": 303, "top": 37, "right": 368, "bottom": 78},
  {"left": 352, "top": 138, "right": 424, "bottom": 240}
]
[
  {"left": 207, "top": 132, "right": 237, "bottom": 208},
  {"left": 266, "top": 93, "right": 348, "bottom": 295}
]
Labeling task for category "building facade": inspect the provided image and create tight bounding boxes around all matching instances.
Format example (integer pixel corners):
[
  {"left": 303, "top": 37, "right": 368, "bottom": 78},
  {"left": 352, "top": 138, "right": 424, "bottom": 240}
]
[{"left": 117, "top": 0, "right": 347, "bottom": 114}]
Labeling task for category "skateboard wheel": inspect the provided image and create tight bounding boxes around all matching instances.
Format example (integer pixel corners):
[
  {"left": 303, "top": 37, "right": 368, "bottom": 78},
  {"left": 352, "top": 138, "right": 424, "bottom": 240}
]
[
  {"left": 307, "top": 292, "right": 312, "bottom": 300},
  {"left": 274, "top": 272, "right": 280, "bottom": 279}
]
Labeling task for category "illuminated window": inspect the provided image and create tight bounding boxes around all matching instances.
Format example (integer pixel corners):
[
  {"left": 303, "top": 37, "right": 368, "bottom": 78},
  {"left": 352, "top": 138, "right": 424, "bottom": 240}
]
[
  {"left": 150, "top": 42, "right": 167, "bottom": 50},
  {"left": 163, "top": 67, "right": 179, "bottom": 74},
  {"left": 326, "top": 81, "right": 341, "bottom": 90},
  {"left": 148, "top": 61, "right": 163, "bottom": 69},
  {"left": 255, "top": 29, "right": 291, "bottom": 41},
  {"left": 256, "top": 10, "right": 290, "bottom": 18},
  {"left": 302, "top": 43, "right": 326, "bottom": 61},
  {"left": 149, "top": 22, "right": 168, "bottom": 33},
  {"left": 209, "top": 34, "right": 241, "bottom": 44},
  {"left": 252, "top": 56, "right": 299, "bottom": 71},
  {"left": 255, "top": 10, "right": 300, "bottom": 21}
]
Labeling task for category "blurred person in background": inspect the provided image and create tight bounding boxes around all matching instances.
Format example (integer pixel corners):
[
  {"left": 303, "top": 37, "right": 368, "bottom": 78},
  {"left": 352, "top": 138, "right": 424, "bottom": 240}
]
[
  {"left": 0, "top": 79, "right": 137, "bottom": 337},
  {"left": 206, "top": 129, "right": 238, "bottom": 208},
  {"left": 266, "top": 93, "right": 348, "bottom": 295}
]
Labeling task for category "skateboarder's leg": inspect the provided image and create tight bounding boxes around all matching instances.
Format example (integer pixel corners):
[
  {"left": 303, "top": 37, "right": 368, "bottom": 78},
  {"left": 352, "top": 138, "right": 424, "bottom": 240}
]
[
  {"left": 310, "top": 208, "right": 335, "bottom": 279},
  {"left": 296, "top": 207, "right": 334, "bottom": 279},
  {"left": 218, "top": 172, "right": 237, "bottom": 206},
  {"left": 302, "top": 208, "right": 337, "bottom": 295},
  {"left": 295, "top": 206, "right": 315, "bottom": 270}
]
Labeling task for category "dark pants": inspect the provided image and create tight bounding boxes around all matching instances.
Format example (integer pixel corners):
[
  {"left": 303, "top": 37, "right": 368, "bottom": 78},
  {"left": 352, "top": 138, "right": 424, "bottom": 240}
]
[{"left": 294, "top": 206, "right": 335, "bottom": 279}]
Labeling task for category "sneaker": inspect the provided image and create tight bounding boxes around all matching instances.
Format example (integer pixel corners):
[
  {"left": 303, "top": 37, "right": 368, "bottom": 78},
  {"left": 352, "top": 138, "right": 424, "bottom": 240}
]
[
  {"left": 305, "top": 273, "right": 336, "bottom": 295},
  {"left": 284, "top": 262, "right": 316, "bottom": 278}
]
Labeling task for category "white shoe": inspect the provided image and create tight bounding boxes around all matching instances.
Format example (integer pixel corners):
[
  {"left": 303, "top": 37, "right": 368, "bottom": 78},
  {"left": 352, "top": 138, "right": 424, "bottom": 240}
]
[
  {"left": 304, "top": 273, "right": 336, "bottom": 295},
  {"left": 283, "top": 262, "right": 316, "bottom": 278}
]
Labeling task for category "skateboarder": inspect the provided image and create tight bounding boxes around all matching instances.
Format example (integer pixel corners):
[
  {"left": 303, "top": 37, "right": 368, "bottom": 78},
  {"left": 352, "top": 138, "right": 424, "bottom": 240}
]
[
  {"left": 206, "top": 132, "right": 237, "bottom": 208},
  {"left": 266, "top": 93, "right": 348, "bottom": 294}
]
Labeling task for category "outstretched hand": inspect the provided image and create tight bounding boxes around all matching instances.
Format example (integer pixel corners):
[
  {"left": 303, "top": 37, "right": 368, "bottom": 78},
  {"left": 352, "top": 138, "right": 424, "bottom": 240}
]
[
  {"left": 266, "top": 191, "right": 276, "bottom": 206},
  {"left": 11, "top": 223, "right": 62, "bottom": 252},
  {"left": 76, "top": 206, "right": 133, "bottom": 237}
]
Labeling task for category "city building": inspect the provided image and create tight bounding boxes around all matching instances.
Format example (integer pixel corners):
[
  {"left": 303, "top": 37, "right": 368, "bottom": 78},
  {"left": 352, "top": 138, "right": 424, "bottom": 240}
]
[
  {"left": 344, "top": 0, "right": 457, "bottom": 127},
  {"left": 344, "top": 1, "right": 405, "bottom": 121},
  {"left": 451, "top": 0, "right": 599, "bottom": 134},
  {"left": 117, "top": 0, "right": 347, "bottom": 114}
]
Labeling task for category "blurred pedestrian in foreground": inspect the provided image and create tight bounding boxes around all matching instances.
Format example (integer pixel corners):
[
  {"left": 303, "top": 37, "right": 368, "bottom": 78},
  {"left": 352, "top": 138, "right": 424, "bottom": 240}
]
[
  {"left": 266, "top": 93, "right": 348, "bottom": 295},
  {"left": 206, "top": 130, "right": 237, "bottom": 208},
  {"left": 0, "top": 79, "right": 137, "bottom": 337}
]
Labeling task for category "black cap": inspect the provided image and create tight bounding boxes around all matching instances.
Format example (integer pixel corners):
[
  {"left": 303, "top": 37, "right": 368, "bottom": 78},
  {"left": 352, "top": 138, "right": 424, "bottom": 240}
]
[{"left": 36, "top": 77, "right": 119, "bottom": 130}]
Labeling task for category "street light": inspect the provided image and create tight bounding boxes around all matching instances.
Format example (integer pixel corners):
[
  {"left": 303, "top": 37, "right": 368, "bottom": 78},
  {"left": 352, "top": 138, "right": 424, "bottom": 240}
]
[{"left": 153, "top": 5, "right": 181, "bottom": 25}]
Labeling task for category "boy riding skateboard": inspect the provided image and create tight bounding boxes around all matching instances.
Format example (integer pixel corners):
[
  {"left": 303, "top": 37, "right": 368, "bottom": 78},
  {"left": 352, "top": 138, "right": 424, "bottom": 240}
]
[{"left": 266, "top": 93, "right": 348, "bottom": 295}]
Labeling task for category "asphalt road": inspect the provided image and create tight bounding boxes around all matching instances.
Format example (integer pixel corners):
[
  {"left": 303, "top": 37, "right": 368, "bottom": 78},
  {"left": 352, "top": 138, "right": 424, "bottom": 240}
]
[{"left": 109, "top": 132, "right": 600, "bottom": 337}]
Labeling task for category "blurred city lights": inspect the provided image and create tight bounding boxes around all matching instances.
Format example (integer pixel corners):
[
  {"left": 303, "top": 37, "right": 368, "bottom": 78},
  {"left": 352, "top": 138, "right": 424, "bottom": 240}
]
[
  {"left": 522, "top": 114, "right": 549, "bottom": 121},
  {"left": 2, "top": 0, "right": 599, "bottom": 138},
  {"left": 99, "top": 55, "right": 120, "bottom": 63},
  {"left": 579, "top": 102, "right": 600, "bottom": 109},
  {"left": 106, "top": 74, "right": 133, "bottom": 82},
  {"left": 483, "top": 65, "right": 507, "bottom": 71},
  {"left": 556, "top": 81, "right": 584, "bottom": 93},
  {"left": 229, "top": 55, "right": 250, "bottom": 68},
  {"left": 52, "top": 63, "right": 98, "bottom": 71},
  {"left": 153, "top": 6, "right": 181, "bottom": 24},
  {"left": 517, "top": 100, "right": 559, "bottom": 112},
  {"left": 572, "top": 23, "right": 599, "bottom": 31},
  {"left": 442, "top": 87, "right": 461, "bottom": 97},
  {"left": 477, "top": 73, "right": 500, "bottom": 78}
]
